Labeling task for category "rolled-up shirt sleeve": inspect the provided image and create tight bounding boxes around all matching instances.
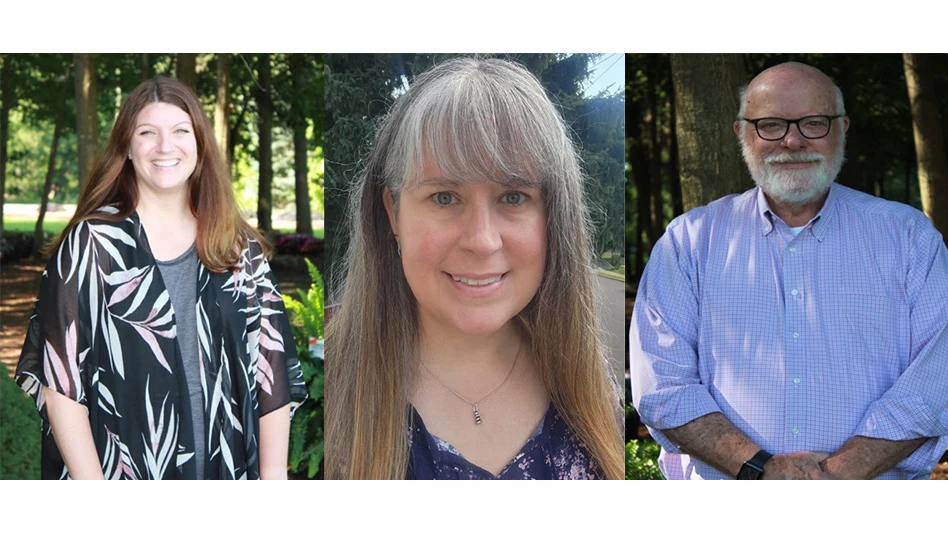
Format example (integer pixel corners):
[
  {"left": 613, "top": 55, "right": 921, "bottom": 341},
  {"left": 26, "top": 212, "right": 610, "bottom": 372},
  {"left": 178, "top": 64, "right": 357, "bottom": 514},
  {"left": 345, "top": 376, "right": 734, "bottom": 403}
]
[
  {"left": 629, "top": 217, "right": 722, "bottom": 453},
  {"left": 854, "top": 225, "right": 948, "bottom": 445}
]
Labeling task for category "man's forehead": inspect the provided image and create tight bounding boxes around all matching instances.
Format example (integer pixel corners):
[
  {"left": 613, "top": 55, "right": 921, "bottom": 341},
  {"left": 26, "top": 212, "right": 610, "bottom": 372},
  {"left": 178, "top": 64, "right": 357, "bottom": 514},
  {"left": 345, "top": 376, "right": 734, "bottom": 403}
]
[{"left": 744, "top": 77, "right": 836, "bottom": 117}]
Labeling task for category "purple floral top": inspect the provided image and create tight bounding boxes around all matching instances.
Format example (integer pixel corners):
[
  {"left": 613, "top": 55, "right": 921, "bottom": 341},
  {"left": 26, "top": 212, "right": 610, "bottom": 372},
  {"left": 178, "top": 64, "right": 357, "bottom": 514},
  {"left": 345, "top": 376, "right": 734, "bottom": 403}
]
[{"left": 407, "top": 403, "right": 602, "bottom": 480}]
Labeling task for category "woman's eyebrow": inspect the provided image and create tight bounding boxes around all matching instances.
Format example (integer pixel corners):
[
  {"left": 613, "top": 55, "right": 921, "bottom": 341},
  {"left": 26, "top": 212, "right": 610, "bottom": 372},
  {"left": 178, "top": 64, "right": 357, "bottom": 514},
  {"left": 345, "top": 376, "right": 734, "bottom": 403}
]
[{"left": 417, "top": 176, "right": 464, "bottom": 187}]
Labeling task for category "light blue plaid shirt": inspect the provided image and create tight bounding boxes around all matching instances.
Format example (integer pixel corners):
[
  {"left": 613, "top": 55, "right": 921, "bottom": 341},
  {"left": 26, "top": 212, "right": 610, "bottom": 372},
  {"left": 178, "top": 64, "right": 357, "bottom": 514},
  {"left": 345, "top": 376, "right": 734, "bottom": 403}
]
[{"left": 630, "top": 183, "right": 948, "bottom": 479}]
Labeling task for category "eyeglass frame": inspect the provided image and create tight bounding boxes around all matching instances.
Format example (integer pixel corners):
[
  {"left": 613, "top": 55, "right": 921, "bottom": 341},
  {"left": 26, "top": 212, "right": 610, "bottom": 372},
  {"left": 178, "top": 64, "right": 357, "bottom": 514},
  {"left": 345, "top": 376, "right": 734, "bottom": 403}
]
[{"left": 740, "top": 115, "right": 844, "bottom": 141}]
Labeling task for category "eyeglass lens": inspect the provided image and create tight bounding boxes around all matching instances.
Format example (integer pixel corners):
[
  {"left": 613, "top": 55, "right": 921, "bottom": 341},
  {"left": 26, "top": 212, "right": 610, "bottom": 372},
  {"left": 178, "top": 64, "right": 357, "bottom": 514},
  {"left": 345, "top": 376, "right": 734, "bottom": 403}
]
[{"left": 757, "top": 116, "right": 831, "bottom": 140}]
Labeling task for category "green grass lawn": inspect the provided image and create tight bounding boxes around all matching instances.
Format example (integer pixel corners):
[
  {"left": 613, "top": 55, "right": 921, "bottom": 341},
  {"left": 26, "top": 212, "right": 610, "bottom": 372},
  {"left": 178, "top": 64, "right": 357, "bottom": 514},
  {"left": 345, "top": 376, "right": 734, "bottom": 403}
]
[{"left": 3, "top": 216, "right": 68, "bottom": 235}]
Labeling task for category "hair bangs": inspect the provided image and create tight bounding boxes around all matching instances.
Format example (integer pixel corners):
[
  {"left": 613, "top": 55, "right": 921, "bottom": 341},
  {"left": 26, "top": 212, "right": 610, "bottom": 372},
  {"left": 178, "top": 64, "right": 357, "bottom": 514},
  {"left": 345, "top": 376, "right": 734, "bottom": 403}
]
[{"left": 387, "top": 61, "right": 566, "bottom": 195}]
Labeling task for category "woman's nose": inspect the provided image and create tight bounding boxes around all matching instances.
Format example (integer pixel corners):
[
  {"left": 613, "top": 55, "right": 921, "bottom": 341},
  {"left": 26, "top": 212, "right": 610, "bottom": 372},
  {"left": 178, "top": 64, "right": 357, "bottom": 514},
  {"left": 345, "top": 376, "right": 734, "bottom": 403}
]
[{"left": 459, "top": 202, "right": 502, "bottom": 256}]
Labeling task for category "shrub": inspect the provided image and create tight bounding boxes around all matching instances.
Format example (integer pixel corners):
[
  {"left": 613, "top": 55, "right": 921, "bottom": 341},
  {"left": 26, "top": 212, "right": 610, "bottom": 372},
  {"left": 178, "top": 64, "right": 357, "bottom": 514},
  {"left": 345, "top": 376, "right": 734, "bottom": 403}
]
[
  {"left": 0, "top": 363, "right": 42, "bottom": 479},
  {"left": 273, "top": 233, "right": 324, "bottom": 256},
  {"left": 0, "top": 232, "right": 39, "bottom": 263},
  {"left": 282, "top": 258, "right": 325, "bottom": 479},
  {"left": 625, "top": 439, "right": 663, "bottom": 480}
]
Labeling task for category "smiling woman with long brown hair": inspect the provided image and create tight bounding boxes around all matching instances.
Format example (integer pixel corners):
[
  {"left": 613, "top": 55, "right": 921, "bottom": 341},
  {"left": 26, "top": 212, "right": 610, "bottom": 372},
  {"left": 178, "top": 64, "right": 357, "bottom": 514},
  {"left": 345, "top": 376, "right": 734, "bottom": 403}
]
[
  {"left": 16, "top": 76, "right": 306, "bottom": 480},
  {"left": 325, "top": 57, "right": 623, "bottom": 480}
]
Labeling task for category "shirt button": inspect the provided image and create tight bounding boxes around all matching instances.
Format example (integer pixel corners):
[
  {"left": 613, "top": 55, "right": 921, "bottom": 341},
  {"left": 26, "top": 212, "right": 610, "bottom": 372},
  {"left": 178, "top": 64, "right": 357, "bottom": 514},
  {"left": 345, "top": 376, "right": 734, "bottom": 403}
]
[
  {"left": 792, "top": 332, "right": 800, "bottom": 339},
  {"left": 789, "top": 246, "right": 796, "bottom": 253},
  {"left": 793, "top": 377, "right": 801, "bottom": 384},
  {"left": 792, "top": 428, "right": 800, "bottom": 435},
  {"left": 791, "top": 289, "right": 799, "bottom": 296}
]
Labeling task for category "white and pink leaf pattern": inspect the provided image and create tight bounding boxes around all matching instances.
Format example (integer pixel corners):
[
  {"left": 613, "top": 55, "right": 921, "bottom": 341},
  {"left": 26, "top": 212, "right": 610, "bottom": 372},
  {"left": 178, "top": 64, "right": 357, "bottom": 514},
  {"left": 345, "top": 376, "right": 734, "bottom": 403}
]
[
  {"left": 92, "top": 369, "right": 120, "bottom": 417},
  {"left": 142, "top": 377, "right": 178, "bottom": 479},
  {"left": 131, "top": 324, "right": 172, "bottom": 373},
  {"left": 103, "top": 427, "right": 139, "bottom": 480}
]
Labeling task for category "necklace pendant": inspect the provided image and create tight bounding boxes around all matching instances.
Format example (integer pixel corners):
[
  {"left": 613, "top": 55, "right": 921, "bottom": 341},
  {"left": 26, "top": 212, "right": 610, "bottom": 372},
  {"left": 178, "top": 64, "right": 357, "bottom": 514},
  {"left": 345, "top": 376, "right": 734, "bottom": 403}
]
[{"left": 473, "top": 404, "right": 482, "bottom": 425}]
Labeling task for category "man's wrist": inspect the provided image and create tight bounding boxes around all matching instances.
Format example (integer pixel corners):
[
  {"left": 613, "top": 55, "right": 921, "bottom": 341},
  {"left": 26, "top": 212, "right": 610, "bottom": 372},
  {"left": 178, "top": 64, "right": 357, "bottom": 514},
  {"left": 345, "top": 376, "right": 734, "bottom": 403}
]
[{"left": 736, "top": 449, "right": 773, "bottom": 479}]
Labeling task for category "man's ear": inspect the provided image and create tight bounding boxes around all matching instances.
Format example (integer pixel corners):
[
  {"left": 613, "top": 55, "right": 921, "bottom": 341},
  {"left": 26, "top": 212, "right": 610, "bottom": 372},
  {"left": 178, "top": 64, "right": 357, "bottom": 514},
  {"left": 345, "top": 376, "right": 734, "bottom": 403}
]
[
  {"left": 842, "top": 116, "right": 850, "bottom": 134},
  {"left": 383, "top": 187, "right": 399, "bottom": 235},
  {"left": 733, "top": 120, "right": 742, "bottom": 137}
]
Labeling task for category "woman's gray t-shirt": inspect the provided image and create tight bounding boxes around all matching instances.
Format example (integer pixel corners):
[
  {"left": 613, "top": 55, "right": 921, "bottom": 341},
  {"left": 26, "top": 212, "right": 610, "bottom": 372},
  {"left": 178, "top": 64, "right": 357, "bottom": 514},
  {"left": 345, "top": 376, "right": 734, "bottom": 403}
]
[{"left": 155, "top": 242, "right": 205, "bottom": 479}]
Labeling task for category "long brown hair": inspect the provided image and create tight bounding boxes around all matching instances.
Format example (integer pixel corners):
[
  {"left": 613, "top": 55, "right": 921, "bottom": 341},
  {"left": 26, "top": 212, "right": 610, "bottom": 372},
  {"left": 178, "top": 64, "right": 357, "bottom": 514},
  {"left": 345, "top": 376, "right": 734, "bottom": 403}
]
[
  {"left": 326, "top": 57, "right": 624, "bottom": 479},
  {"left": 51, "top": 76, "right": 267, "bottom": 271}
]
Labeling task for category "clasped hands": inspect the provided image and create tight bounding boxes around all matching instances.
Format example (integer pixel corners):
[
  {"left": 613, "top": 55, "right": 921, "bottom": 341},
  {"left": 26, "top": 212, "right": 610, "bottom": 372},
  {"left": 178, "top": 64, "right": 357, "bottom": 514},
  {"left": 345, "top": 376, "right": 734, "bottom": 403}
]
[{"left": 761, "top": 451, "right": 834, "bottom": 480}]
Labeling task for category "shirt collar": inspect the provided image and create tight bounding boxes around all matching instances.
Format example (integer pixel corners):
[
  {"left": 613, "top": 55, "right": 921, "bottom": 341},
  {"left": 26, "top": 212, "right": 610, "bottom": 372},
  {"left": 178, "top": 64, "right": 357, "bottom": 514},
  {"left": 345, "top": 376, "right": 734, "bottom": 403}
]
[{"left": 756, "top": 183, "right": 839, "bottom": 242}]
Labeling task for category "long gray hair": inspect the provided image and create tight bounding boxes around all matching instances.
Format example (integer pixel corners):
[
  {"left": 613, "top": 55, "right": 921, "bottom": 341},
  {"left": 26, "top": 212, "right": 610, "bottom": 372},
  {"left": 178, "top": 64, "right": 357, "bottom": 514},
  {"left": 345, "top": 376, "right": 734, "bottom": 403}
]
[{"left": 326, "top": 57, "right": 623, "bottom": 479}]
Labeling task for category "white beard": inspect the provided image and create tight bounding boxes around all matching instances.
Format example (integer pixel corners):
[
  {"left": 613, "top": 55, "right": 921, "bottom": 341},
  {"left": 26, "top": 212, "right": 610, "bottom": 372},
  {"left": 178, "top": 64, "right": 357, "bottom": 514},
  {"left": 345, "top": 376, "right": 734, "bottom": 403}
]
[{"left": 741, "top": 137, "right": 846, "bottom": 207}]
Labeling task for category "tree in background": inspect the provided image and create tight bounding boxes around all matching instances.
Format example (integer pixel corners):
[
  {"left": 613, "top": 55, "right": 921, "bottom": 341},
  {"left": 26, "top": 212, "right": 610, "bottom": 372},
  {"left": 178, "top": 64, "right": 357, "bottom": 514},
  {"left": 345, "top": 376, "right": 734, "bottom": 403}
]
[
  {"left": 214, "top": 53, "right": 231, "bottom": 175},
  {"left": 903, "top": 53, "right": 948, "bottom": 241},
  {"left": 1, "top": 54, "right": 14, "bottom": 238},
  {"left": 3, "top": 53, "right": 324, "bottom": 257},
  {"left": 31, "top": 58, "right": 73, "bottom": 257},
  {"left": 72, "top": 53, "right": 97, "bottom": 191},
  {"left": 256, "top": 54, "right": 274, "bottom": 235},
  {"left": 176, "top": 53, "right": 197, "bottom": 89},
  {"left": 670, "top": 54, "right": 749, "bottom": 212},
  {"left": 289, "top": 55, "right": 313, "bottom": 235}
]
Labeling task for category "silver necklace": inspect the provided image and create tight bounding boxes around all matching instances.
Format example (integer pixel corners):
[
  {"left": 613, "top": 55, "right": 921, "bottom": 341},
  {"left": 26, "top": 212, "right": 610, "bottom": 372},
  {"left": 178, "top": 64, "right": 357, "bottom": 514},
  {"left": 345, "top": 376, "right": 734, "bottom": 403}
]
[{"left": 420, "top": 340, "right": 523, "bottom": 425}]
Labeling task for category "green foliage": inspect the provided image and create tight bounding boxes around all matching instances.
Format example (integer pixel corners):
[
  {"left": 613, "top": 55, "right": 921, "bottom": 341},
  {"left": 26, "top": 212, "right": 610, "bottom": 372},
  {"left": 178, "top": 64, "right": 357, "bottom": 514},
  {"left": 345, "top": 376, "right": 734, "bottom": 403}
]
[
  {"left": 2, "top": 53, "right": 325, "bottom": 233},
  {"left": 282, "top": 258, "right": 325, "bottom": 478},
  {"left": 625, "top": 439, "right": 663, "bottom": 480},
  {"left": 0, "top": 363, "right": 42, "bottom": 479}
]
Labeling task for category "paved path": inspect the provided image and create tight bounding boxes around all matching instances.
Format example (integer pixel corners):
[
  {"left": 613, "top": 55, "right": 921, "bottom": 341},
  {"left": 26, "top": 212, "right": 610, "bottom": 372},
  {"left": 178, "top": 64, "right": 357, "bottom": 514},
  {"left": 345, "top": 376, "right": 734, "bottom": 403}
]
[{"left": 594, "top": 272, "right": 626, "bottom": 392}]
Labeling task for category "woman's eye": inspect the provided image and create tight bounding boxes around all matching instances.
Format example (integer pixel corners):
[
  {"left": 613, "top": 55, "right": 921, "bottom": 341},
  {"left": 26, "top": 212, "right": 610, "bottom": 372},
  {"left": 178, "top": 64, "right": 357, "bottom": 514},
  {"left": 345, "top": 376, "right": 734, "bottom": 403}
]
[
  {"left": 433, "top": 192, "right": 454, "bottom": 206},
  {"left": 503, "top": 191, "right": 525, "bottom": 205},
  {"left": 175, "top": 128, "right": 191, "bottom": 134}
]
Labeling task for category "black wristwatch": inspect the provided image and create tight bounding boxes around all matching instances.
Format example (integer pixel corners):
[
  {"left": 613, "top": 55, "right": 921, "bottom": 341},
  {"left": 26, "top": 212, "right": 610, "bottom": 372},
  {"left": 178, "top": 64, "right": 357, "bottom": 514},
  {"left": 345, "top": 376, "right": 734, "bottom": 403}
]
[{"left": 736, "top": 449, "right": 773, "bottom": 480}]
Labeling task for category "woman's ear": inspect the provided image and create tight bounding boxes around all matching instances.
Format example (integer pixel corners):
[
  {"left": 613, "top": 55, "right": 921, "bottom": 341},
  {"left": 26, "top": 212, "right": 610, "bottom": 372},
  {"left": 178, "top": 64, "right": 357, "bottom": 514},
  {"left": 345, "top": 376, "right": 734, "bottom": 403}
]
[{"left": 383, "top": 187, "right": 399, "bottom": 235}]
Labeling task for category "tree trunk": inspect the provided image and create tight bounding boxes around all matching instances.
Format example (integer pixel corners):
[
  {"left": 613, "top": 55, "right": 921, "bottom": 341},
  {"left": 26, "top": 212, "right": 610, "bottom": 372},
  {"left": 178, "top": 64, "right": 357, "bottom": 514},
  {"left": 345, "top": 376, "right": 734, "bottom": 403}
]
[
  {"left": 627, "top": 91, "right": 651, "bottom": 286},
  {"left": 214, "top": 53, "right": 232, "bottom": 176},
  {"left": 256, "top": 54, "right": 273, "bottom": 235},
  {"left": 667, "top": 64, "right": 683, "bottom": 218},
  {"left": 905, "top": 143, "right": 913, "bottom": 206},
  {"left": 0, "top": 55, "right": 11, "bottom": 239},
  {"left": 670, "top": 54, "right": 749, "bottom": 210},
  {"left": 228, "top": 79, "right": 248, "bottom": 172},
  {"left": 903, "top": 53, "right": 948, "bottom": 240},
  {"left": 290, "top": 55, "right": 312, "bottom": 235},
  {"left": 140, "top": 53, "right": 151, "bottom": 81},
  {"left": 646, "top": 54, "right": 664, "bottom": 244},
  {"left": 833, "top": 59, "right": 862, "bottom": 191},
  {"left": 33, "top": 85, "right": 67, "bottom": 258},
  {"left": 74, "top": 53, "right": 98, "bottom": 191},
  {"left": 176, "top": 53, "right": 197, "bottom": 89}
]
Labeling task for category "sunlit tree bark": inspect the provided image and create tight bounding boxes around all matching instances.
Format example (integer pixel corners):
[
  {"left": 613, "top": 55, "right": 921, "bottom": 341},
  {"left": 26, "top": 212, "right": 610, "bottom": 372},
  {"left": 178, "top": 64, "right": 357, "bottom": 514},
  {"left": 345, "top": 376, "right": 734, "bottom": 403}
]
[
  {"left": 903, "top": 53, "right": 948, "bottom": 240},
  {"left": 670, "top": 54, "right": 749, "bottom": 210},
  {"left": 73, "top": 53, "right": 98, "bottom": 190}
]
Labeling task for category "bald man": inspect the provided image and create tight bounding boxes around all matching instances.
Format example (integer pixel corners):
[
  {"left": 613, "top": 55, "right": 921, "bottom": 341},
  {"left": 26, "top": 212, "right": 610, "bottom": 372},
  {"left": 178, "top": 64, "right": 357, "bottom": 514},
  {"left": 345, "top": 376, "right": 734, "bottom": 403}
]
[{"left": 629, "top": 62, "right": 948, "bottom": 479}]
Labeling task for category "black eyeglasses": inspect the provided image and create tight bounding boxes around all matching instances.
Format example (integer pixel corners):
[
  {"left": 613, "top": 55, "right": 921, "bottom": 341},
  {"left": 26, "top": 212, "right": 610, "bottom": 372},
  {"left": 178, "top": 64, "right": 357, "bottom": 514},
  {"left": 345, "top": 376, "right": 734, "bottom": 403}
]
[{"left": 741, "top": 115, "right": 843, "bottom": 141}]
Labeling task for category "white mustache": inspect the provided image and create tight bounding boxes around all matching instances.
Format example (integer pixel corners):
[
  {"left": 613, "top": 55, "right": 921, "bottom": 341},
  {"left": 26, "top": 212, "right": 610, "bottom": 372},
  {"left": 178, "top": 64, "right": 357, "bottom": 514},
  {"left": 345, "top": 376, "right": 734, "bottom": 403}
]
[{"left": 765, "top": 152, "right": 826, "bottom": 164}]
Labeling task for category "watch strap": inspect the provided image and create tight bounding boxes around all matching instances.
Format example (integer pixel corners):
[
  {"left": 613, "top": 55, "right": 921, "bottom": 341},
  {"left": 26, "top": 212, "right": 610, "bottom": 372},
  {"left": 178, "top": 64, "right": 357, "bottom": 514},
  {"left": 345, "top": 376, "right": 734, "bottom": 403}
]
[{"left": 736, "top": 449, "right": 773, "bottom": 480}]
